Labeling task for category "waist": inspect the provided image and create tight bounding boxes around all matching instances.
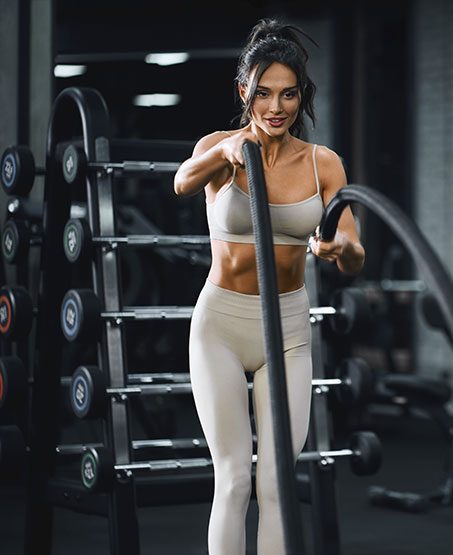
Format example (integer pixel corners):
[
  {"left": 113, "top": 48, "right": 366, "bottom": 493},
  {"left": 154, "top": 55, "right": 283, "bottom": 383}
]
[{"left": 197, "top": 278, "right": 310, "bottom": 319}]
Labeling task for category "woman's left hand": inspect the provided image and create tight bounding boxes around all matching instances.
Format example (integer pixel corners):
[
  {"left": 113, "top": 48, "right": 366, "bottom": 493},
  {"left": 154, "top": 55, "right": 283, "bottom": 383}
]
[
  {"left": 308, "top": 226, "right": 364, "bottom": 275},
  {"left": 308, "top": 226, "right": 345, "bottom": 263}
]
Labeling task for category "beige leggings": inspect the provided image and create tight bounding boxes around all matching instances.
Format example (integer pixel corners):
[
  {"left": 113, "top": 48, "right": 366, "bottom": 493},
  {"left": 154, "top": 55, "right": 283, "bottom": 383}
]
[{"left": 189, "top": 279, "right": 313, "bottom": 555}]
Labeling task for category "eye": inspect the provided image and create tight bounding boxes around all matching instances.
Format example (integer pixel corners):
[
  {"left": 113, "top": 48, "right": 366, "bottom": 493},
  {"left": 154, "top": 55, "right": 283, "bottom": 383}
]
[
  {"left": 284, "top": 90, "right": 298, "bottom": 99},
  {"left": 255, "top": 90, "right": 268, "bottom": 98}
]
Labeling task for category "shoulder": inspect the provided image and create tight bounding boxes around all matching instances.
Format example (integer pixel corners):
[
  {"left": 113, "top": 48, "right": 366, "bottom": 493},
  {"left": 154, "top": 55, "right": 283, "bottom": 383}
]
[
  {"left": 192, "top": 130, "right": 234, "bottom": 157},
  {"left": 313, "top": 144, "right": 347, "bottom": 189}
]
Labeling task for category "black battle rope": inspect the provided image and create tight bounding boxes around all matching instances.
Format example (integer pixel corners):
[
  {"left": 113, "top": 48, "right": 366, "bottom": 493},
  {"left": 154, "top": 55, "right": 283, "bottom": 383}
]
[
  {"left": 242, "top": 140, "right": 305, "bottom": 555},
  {"left": 319, "top": 184, "right": 453, "bottom": 339}
]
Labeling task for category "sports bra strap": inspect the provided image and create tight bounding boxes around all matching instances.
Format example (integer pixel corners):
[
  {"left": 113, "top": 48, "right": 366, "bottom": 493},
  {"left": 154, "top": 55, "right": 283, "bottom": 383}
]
[{"left": 312, "top": 144, "right": 321, "bottom": 194}]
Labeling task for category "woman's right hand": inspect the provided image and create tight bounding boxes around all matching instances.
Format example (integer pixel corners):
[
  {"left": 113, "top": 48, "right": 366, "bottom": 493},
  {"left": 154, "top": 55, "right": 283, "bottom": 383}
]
[{"left": 221, "top": 124, "right": 261, "bottom": 168}]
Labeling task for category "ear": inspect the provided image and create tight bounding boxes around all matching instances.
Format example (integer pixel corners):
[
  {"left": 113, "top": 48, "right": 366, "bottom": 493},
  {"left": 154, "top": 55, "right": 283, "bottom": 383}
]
[{"left": 238, "top": 83, "right": 247, "bottom": 105}]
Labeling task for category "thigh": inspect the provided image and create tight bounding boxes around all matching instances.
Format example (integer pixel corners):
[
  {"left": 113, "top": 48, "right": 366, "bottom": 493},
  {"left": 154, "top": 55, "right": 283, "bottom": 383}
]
[
  {"left": 189, "top": 306, "right": 253, "bottom": 464},
  {"left": 252, "top": 349, "right": 313, "bottom": 469}
]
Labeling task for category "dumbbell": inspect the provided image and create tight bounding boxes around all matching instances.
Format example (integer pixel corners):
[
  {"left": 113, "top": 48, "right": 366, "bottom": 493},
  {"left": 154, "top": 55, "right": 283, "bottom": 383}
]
[
  {"left": 60, "top": 285, "right": 368, "bottom": 344},
  {"left": 0, "top": 357, "right": 28, "bottom": 411},
  {"left": 1, "top": 146, "right": 45, "bottom": 196},
  {"left": 61, "top": 144, "right": 181, "bottom": 185},
  {"left": 62, "top": 217, "right": 210, "bottom": 264},
  {"left": 80, "top": 430, "right": 382, "bottom": 493},
  {"left": 68, "top": 360, "right": 375, "bottom": 421},
  {"left": 331, "top": 357, "right": 375, "bottom": 406},
  {"left": 326, "top": 287, "right": 371, "bottom": 335},
  {"left": 1, "top": 219, "right": 42, "bottom": 265},
  {"left": 0, "top": 286, "right": 34, "bottom": 340},
  {"left": 0, "top": 425, "right": 26, "bottom": 478}
]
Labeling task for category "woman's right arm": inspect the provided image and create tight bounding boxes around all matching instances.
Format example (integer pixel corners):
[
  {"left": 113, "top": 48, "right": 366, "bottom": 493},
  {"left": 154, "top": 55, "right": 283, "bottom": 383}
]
[{"left": 173, "top": 132, "right": 229, "bottom": 197}]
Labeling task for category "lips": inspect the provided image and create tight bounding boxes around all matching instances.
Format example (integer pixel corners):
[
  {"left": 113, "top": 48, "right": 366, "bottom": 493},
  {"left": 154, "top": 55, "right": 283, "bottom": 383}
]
[{"left": 266, "top": 118, "right": 287, "bottom": 127}]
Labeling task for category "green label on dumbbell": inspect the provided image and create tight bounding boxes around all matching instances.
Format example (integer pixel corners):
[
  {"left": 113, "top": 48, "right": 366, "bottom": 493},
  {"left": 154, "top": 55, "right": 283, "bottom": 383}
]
[
  {"left": 81, "top": 452, "right": 97, "bottom": 489},
  {"left": 2, "top": 230, "right": 14, "bottom": 257}
]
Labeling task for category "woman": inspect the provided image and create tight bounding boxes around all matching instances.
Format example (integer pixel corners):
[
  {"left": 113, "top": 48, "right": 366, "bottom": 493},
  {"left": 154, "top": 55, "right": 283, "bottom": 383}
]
[{"left": 174, "top": 18, "right": 365, "bottom": 555}]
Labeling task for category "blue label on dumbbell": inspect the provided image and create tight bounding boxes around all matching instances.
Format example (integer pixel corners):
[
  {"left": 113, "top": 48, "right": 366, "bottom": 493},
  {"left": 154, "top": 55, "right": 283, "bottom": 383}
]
[
  {"left": 2, "top": 154, "right": 16, "bottom": 188},
  {"left": 72, "top": 375, "right": 88, "bottom": 412},
  {"left": 62, "top": 298, "right": 79, "bottom": 337}
]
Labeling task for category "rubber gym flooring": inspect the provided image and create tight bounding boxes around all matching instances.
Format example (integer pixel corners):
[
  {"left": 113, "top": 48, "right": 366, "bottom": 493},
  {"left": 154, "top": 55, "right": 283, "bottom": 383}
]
[{"left": 1, "top": 408, "right": 452, "bottom": 555}]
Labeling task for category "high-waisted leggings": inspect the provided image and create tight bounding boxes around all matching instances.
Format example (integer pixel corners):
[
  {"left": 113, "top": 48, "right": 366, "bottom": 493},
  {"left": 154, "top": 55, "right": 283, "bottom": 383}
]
[{"left": 189, "top": 279, "right": 313, "bottom": 555}]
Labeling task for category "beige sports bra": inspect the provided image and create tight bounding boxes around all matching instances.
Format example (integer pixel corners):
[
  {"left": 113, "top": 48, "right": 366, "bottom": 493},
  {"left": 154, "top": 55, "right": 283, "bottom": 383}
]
[{"left": 206, "top": 142, "right": 324, "bottom": 246}]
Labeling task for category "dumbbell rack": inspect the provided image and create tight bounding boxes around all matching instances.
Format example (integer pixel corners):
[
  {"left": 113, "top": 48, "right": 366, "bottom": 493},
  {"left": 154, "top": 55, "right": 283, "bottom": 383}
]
[
  {"left": 304, "top": 253, "right": 342, "bottom": 555},
  {"left": 24, "top": 87, "right": 140, "bottom": 555}
]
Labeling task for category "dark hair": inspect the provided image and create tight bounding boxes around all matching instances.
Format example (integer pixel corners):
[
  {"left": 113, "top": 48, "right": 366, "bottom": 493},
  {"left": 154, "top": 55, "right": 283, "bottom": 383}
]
[{"left": 233, "top": 18, "right": 319, "bottom": 138}]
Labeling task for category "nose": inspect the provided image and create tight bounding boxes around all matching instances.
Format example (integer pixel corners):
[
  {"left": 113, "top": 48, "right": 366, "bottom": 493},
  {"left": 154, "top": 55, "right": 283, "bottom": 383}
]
[{"left": 269, "top": 96, "right": 283, "bottom": 114}]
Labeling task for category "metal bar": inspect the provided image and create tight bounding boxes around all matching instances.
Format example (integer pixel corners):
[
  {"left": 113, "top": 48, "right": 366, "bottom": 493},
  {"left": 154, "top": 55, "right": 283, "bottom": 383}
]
[
  {"left": 99, "top": 306, "right": 335, "bottom": 321},
  {"left": 305, "top": 254, "right": 342, "bottom": 555},
  {"left": 90, "top": 160, "right": 181, "bottom": 173},
  {"left": 92, "top": 235, "right": 210, "bottom": 246}
]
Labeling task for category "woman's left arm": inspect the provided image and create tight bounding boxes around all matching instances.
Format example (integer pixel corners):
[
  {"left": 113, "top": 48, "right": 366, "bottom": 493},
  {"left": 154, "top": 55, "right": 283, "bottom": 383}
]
[{"left": 308, "top": 146, "right": 365, "bottom": 275}]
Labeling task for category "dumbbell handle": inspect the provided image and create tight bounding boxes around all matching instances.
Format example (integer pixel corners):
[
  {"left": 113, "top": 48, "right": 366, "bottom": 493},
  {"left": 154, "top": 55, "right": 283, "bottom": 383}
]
[
  {"left": 89, "top": 160, "right": 181, "bottom": 174},
  {"left": 74, "top": 377, "right": 344, "bottom": 399},
  {"left": 109, "top": 448, "right": 356, "bottom": 473}
]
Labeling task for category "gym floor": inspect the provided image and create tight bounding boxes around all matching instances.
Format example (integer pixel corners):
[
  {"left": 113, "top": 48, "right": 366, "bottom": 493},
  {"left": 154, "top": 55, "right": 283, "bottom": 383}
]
[{"left": 1, "top": 408, "right": 452, "bottom": 555}]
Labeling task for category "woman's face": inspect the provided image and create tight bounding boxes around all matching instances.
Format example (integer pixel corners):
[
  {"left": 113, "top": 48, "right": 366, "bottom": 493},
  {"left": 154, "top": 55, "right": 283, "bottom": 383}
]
[{"left": 240, "top": 62, "right": 301, "bottom": 137}]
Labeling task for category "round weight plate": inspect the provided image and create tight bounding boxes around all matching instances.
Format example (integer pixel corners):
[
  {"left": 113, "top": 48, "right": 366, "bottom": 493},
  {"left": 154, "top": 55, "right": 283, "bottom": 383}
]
[
  {"left": 349, "top": 431, "right": 382, "bottom": 476},
  {"left": 330, "top": 287, "right": 369, "bottom": 336},
  {"left": 81, "top": 450, "right": 98, "bottom": 490},
  {"left": 0, "top": 356, "right": 27, "bottom": 410},
  {"left": 71, "top": 371, "right": 90, "bottom": 417},
  {"left": 60, "top": 289, "right": 102, "bottom": 343},
  {"left": 81, "top": 447, "right": 114, "bottom": 492},
  {"left": 70, "top": 366, "right": 107, "bottom": 419},
  {"left": 1, "top": 152, "right": 17, "bottom": 190},
  {"left": 61, "top": 295, "right": 80, "bottom": 341},
  {"left": 0, "top": 146, "right": 35, "bottom": 196},
  {"left": 63, "top": 218, "right": 91, "bottom": 263},
  {"left": 62, "top": 145, "right": 86, "bottom": 184},
  {"left": 0, "top": 371, "right": 4, "bottom": 408},
  {"left": 335, "top": 357, "right": 375, "bottom": 406},
  {"left": 1, "top": 220, "right": 30, "bottom": 265},
  {"left": 0, "top": 286, "right": 33, "bottom": 340},
  {"left": 0, "top": 425, "right": 26, "bottom": 475},
  {"left": 0, "top": 293, "right": 13, "bottom": 336}
]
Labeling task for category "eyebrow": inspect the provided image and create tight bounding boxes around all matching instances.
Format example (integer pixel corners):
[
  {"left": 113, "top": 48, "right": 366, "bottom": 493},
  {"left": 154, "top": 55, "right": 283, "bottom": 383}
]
[{"left": 256, "top": 85, "right": 298, "bottom": 91}]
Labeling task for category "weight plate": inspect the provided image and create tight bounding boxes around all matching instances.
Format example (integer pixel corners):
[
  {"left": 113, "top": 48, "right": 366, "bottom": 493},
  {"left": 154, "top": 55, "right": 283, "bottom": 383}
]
[
  {"left": 0, "top": 293, "right": 13, "bottom": 335},
  {"left": 0, "top": 371, "right": 4, "bottom": 408},
  {"left": 71, "top": 372, "right": 90, "bottom": 416},
  {"left": 1, "top": 152, "right": 17, "bottom": 190},
  {"left": 62, "top": 145, "right": 86, "bottom": 184},
  {"left": 0, "top": 356, "right": 27, "bottom": 410},
  {"left": 349, "top": 431, "right": 382, "bottom": 476},
  {"left": 63, "top": 218, "right": 91, "bottom": 263},
  {"left": 0, "top": 146, "right": 35, "bottom": 196},
  {"left": 0, "top": 425, "right": 26, "bottom": 475},
  {"left": 1, "top": 220, "right": 30, "bottom": 265},
  {"left": 70, "top": 365, "right": 106, "bottom": 419},
  {"left": 335, "top": 357, "right": 375, "bottom": 406},
  {"left": 60, "top": 289, "right": 102, "bottom": 343},
  {"left": 61, "top": 295, "right": 80, "bottom": 341},
  {"left": 81, "top": 450, "right": 98, "bottom": 490},
  {"left": 81, "top": 447, "right": 114, "bottom": 492},
  {"left": 330, "top": 287, "right": 369, "bottom": 336},
  {"left": 0, "top": 286, "right": 34, "bottom": 340}
]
